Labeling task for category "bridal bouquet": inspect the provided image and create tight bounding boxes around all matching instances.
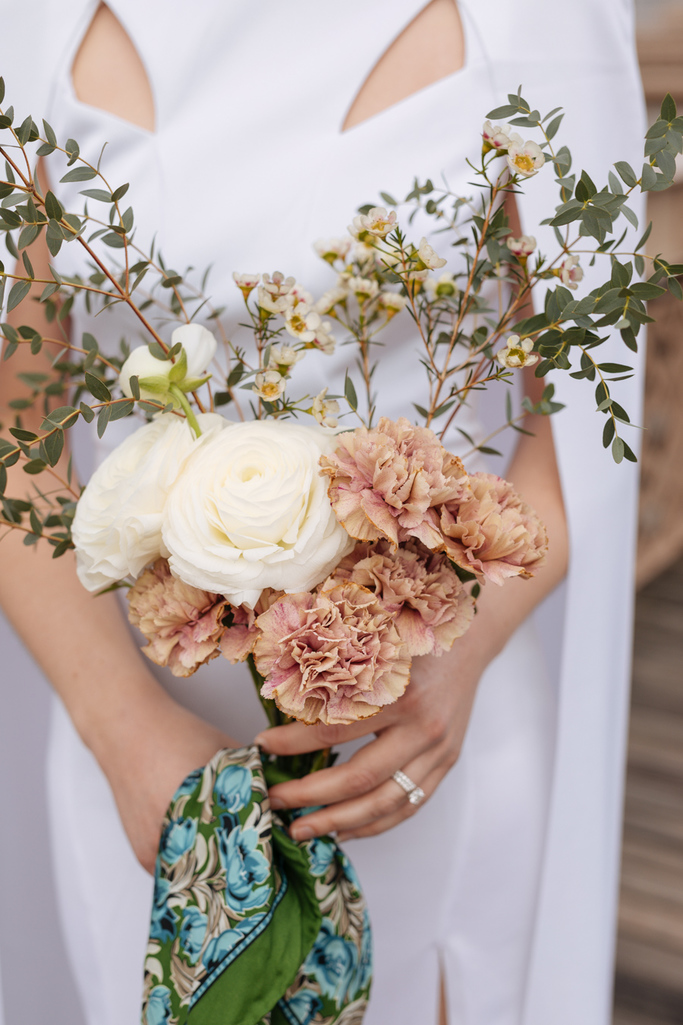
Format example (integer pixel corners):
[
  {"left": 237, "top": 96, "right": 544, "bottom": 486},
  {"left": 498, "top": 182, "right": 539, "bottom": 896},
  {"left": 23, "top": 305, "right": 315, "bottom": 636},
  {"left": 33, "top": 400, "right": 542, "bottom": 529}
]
[{"left": 1, "top": 82, "right": 682, "bottom": 1024}]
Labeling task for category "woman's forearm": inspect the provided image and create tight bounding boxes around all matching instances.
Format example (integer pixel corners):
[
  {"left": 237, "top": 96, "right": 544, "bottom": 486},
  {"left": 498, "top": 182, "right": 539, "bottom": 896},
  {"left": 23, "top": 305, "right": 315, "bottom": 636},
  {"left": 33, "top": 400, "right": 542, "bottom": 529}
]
[{"left": 0, "top": 233, "right": 164, "bottom": 759}]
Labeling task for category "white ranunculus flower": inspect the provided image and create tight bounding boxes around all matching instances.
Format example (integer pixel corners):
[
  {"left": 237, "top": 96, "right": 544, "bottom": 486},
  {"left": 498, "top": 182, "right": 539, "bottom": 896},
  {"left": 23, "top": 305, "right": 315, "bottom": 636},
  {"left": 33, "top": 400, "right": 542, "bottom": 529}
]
[
  {"left": 72, "top": 412, "right": 227, "bottom": 592},
  {"left": 162, "top": 419, "right": 354, "bottom": 607},
  {"left": 171, "top": 323, "right": 218, "bottom": 375},
  {"left": 119, "top": 324, "right": 217, "bottom": 400}
]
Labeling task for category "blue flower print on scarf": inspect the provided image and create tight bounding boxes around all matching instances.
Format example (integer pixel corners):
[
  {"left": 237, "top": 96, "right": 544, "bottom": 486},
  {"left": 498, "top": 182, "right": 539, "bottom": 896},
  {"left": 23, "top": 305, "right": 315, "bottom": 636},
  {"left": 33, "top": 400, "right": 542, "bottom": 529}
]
[
  {"left": 303, "top": 918, "right": 359, "bottom": 1008},
  {"left": 308, "top": 838, "right": 335, "bottom": 877},
  {"left": 180, "top": 907, "right": 208, "bottom": 965},
  {"left": 218, "top": 825, "right": 272, "bottom": 913},
  {"left": 201, "top": 913, "right": 268, "bottom": 973},
  {"left": 144, "top": 985, "right": 173, "bottom": 1025},
  {"left": 355, "top": 907, "right": 372, "bottom": 993},
  {"left": 150, "top": 877, "right": 178, "bottom": 943},
  {"left": 281, "top": 988, "right": 323, "bottom": 1024},
  {"left": 338, "top": 850, "right": 361, "bottom": 892},
  {"left": 160, "top": 817, "right": 198, "bottom": 866},
  {"left": 214, "top": 764, "right": 252, "bottom": 813},
  {"left": 174, "top": 768, "right": 203, "bottom": 798}
]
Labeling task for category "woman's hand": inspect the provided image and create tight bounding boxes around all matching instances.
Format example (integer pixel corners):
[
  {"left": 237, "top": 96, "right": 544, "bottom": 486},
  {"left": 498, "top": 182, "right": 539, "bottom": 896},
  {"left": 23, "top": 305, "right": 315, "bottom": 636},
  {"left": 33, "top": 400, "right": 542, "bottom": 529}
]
[
  {"left": 95, "top": 685, "right": 238, "bottom": 874},
  {"left": 256, "top": 646, "right": 484, "bottom": 843}
]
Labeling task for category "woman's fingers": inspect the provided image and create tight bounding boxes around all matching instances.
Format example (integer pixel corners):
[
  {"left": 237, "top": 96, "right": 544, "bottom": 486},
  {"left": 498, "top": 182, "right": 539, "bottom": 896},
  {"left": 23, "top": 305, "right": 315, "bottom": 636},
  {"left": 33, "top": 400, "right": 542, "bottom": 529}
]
[
  {"left": 288, "top": 747, "right": 446, "bottom": 841},
  {"left": 255, "top": 708, "right": 395, "bottom": 757},
  {"left": 268, "top": 723, "right": 426, "bottom": 811},
  {"left": 337, "top": 765, "right": 445, "bottom": 842}
]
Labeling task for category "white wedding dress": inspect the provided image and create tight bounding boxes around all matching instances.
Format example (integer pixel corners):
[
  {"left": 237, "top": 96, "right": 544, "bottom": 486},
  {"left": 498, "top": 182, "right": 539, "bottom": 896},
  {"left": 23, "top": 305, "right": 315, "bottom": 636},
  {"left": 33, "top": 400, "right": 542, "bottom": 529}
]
[{"left": 0, "top": 3, "right": 645, "bottom": 1024}]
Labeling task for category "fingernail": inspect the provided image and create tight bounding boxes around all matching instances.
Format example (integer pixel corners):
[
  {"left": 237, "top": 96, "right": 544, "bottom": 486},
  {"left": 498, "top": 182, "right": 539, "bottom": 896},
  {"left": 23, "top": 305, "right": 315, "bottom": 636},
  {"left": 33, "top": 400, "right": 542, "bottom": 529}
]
[
  {"left": 269, "top": 796, "right": 285, "bottom": 810},
  {"left": 254, "top": 732, "right": 271, "bottom": 751},
  {"left": 291, "top": 824, "right": 314, "bottom": 841}
]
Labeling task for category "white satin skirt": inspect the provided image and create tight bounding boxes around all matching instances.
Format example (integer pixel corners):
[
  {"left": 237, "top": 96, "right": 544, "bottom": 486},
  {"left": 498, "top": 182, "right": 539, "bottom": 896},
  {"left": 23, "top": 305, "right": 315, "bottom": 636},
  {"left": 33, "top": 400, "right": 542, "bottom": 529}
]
[{"left": 47, "top": 616, "right": 554, "bottom": 1025}]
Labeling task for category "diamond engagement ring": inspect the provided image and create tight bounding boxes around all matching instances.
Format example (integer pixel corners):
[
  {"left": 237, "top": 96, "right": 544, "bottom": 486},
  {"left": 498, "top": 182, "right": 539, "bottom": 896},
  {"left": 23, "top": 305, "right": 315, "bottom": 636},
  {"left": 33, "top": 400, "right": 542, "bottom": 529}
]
[{"left": 391, "top": 769, "right": 426, "bottom": 806}]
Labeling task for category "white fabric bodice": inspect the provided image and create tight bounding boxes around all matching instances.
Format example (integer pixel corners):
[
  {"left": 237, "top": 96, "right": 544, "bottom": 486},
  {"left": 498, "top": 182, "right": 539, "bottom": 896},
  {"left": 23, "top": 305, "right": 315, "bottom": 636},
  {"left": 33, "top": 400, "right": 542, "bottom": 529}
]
[{"left": 44, "top": 0, "right": 497, "bottom": 469}]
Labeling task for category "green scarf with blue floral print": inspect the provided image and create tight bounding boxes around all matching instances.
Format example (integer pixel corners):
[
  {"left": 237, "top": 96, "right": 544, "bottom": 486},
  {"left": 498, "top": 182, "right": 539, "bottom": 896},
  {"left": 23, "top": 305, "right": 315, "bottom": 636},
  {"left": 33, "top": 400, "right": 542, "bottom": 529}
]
[{"left": 142, "top": 746, "right": 371, "bottom": 1025}]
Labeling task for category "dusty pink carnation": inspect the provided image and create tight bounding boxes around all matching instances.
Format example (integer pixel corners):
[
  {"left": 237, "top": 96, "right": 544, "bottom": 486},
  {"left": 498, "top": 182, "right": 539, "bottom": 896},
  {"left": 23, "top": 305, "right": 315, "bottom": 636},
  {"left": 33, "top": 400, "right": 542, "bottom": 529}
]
[
  {"left": 319, "top": 417, "right": 468, "bottom": 551},
  {"left": 326, "top": 539, "right": 475, "bottom": 656},
  {"left": 221, "top": 589, "right": 283, "bottom": 663},
  {"left": 252, "top": 580, "right": 411, "bottom": 725},
  {"left": 127, "top": 559, "right": 228, "bottom": 677},
  {"left": 438, "top": 473, "right": 548, "bottom": 585}
]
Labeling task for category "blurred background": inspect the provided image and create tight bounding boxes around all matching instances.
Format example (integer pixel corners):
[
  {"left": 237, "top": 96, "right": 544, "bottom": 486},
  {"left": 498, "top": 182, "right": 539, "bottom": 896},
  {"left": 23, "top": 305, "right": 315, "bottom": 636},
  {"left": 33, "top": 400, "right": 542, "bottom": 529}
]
[
  {"left": 0, "top": 3, "right": 681, "bottom": 1024},
  {"left": 613, "top": 2, "right": 683, "bottom": 1022}
]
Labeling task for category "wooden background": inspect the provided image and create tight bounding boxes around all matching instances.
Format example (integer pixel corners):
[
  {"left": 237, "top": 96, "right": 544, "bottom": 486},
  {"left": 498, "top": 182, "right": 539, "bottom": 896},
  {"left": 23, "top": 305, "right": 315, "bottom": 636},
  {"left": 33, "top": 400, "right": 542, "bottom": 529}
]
[{"left": 614, "top": 3, "right": 683, "bottom": 1021}]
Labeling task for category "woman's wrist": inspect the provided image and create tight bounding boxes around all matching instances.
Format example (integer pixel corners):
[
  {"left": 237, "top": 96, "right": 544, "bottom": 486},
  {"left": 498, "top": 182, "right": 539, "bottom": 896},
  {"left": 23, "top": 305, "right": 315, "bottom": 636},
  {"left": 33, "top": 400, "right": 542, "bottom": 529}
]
[{"left": 72, "top": 667, "right": 169, "bottom": 769}]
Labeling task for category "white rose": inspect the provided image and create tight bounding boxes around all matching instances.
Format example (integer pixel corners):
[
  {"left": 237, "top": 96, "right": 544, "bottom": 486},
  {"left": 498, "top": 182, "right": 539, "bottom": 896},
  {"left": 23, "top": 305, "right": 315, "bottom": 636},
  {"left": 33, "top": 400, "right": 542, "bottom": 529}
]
[
  {"left": 162, "top": 419, "right": 354, "bottom": 607},
  {"left": 72, "top": 412, "right": 227, "bottom": 591},
  {"left": 119, "top": 323, "right": 217, "bottom": 400}
]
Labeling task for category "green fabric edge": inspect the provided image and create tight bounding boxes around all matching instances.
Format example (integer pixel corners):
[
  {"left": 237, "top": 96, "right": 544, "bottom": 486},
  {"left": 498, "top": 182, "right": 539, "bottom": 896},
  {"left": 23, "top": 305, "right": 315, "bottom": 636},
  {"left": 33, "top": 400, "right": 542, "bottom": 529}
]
[
  {"left": 187, "top": 826, "right": 321, "bottom": 1025},
  {"left": 270, "top": 1005, "right": 289, "bottom": 1025}
]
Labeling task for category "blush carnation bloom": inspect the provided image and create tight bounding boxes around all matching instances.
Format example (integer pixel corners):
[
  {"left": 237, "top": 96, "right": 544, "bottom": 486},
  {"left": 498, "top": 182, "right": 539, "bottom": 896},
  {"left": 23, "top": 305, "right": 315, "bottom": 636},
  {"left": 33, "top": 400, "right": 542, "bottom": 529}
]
[
  {"left": 127, "top": 558, "right": 227, "bottom": 677},
  {"left": 319, "top": 417, "right": 469, "bottom": 552},
  {"left": 326, "top": 539, "right": 475, "bottom": 657},
  {"left": 253, "top": 581, "right": 411, "bottom": 725},
  {"left": 72, "top": 412, "right": 227, "bottom": 592},
  {"left": 438, "top": 472, "right": 548, "bottom": 584},
  {"left": 221, "top": 589, "right": 282, "bottom": 663},
  {"left": 163, "top": 419, "right": 354, "bottom": 607}
]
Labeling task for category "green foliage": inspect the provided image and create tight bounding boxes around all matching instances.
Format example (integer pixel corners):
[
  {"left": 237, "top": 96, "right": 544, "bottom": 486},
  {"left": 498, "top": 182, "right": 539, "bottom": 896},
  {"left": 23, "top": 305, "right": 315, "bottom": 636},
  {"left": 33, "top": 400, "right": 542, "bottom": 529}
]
[{"left": 0, "top": 82, "right": 681, "bottom": 555}]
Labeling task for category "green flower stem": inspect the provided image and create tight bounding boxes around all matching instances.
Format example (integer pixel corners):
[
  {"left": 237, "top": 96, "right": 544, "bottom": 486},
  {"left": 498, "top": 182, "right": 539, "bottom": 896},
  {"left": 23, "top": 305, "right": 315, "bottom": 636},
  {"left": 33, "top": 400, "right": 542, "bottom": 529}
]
[
  {"left": 168, "top": 384, "right": 202, "bottom": 438},
  {"left": 247, "top": 653, "right": 280, "bottom": 729},
  {"left": 246, "top": 654, "right": 333, "bottom": 778}
]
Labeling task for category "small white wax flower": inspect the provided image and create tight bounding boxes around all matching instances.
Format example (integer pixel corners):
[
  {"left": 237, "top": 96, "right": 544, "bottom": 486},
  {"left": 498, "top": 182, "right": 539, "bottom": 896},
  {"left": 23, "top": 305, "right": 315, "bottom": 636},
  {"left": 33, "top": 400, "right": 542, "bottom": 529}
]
[
  {"left": 348, "top": 206, "right": 397, "bottom": 239},
  {"left": 311, "top": 320, "right": 337, "bottom": 355},
  {"left": 407, "top": 268, "right": 430, "bottom": 287},
  {"left": 257, "top": 286, "right": 293, "bottom": 315},
  {"left": 119, "top": 324, "right": 217, "bottom": 401},
  {"left": 314, "top": 237, "right": 352, "bottom": 263},
  {"left": 289, "top": 283, "right": 314, "bottom": 307},
  {"left": 348, "top": 276, "right": 380, "bottom": 302},
  {"left": 496, "top": 334, "right": 539, "bottom": 369},
  {"left": 376, "top": 248, "right": 402, "bottom": 269},
  {"left": 253, "top": 370, "right": 287, "bottom": 402},
  {"left": 285, "top": 303, "right": 322, "bottom": 342},
  {"left": 417, "top": 237, "right": 447, "bottom": 270},
  {"left": 316, "top": 286, "right": 349, "bottom": 315},
  {"left": 268, "top": 344, "right": 303, "bottom": 369},
  {"left": 482, "top": 121, "right": 523, "bottom": 153},
  {"left": 262, "top": 271, "right": 296, "bottom": 297},
  {"left": 506, "top": 235, "right": 537, "bottom": 258},
  {"left": 380, "top": 291, "right": 409, "bottom": 316},
  {"left": 232, "top": 272, "right": 261, "bottom": 297},
  {"left": 559, "top": 255, "right": 584, "bottom": 290},
  {"left": 507, "top": 140, "right": 545, "bottom": 178},
  {"left": 425, "top": 272, "right": 459, "bottom": 300},
  {"left": 352, "top": 240, "right": 379, "bottom": 266},
  {"left": 312, "top": 387, "right": 340, "bottom": 428}
]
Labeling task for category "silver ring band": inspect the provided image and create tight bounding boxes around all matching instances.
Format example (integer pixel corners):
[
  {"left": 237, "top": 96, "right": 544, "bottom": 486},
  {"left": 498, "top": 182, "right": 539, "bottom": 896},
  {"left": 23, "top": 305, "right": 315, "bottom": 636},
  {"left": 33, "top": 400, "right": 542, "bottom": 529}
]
[{"left": 391, "top": 769, "right": 426, "bottom": 806}]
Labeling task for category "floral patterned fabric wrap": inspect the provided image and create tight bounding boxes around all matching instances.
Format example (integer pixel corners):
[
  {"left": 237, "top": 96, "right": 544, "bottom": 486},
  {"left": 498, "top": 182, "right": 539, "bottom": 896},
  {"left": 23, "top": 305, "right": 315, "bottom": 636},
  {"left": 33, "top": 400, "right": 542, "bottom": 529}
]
[{"left": 142, "top": 746, "right": 372, "bottom": 1025}]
